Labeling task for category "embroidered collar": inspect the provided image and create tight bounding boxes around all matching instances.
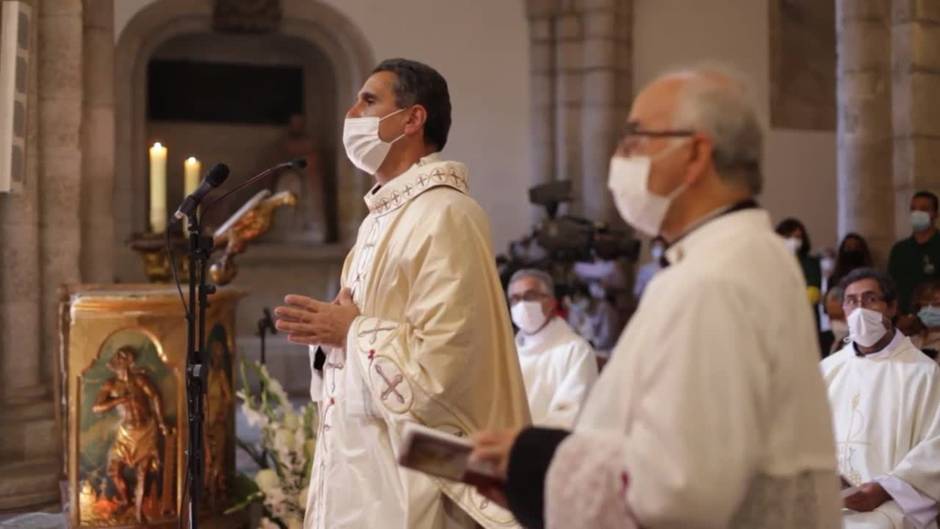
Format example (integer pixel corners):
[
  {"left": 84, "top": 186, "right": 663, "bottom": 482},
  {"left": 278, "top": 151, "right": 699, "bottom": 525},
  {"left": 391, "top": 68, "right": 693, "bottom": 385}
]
[{"left": 363, "top": 153, "right": 469, "bottom": 215}]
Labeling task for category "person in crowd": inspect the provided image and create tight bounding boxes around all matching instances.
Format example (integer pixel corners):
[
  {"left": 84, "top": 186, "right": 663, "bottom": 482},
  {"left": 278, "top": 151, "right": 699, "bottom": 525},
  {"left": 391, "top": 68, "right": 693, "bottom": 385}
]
[
  {"left": 830, "top": 233, "right": 873, "bottom": 290},
  {"left": 633, "top": 236, "right": 666, "bottom": 300},
  {"left": 275, "top": 58, "right": 529, "bottom": 529},
  {"left": 507, "top": 269, "right": 599, "bottom": 427},
  {"left": 469, "top": 66, "right": 839, "bottom": 529},
  {"left": 776, "top": 217, "right": 823, "bottom": 308},
  {"left": 821, "top": 268, "right": 940, "bottom": 529},
  {"left": 889, "top": 190, "right": 940, "bottom": 314},
  {"left": 910, "top": 280, "right": 940, "bottom": 358}
]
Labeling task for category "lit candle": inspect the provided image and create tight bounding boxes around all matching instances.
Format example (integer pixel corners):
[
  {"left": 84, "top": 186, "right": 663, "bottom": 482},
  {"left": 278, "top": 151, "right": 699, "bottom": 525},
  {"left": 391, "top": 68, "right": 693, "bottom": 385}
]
[
  {"left": 184, "top": 156, "right": 201, "bottom": 196},
  {"left": 149, "top": 142, "right": 167, "bottom": 233}
]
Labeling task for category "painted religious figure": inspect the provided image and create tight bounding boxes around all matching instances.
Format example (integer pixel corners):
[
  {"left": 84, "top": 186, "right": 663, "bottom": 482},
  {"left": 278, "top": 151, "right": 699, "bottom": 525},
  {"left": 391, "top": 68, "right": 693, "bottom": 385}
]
[
  {"left": 78, "top": 330, "right": 177, "bottom": 527},
  {"left": 204, "top": 325, "right": 234, "bottom": 508},
  {"left": 91, "top": 346, "right": 170, "bottom": 524}
]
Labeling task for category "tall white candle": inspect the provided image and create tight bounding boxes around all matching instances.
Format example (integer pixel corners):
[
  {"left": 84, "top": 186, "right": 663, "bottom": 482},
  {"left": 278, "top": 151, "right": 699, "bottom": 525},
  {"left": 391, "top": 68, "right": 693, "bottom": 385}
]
[
  {"left": 149, "top": 142, "right": 167, "bottom": 233},
  {"left": 184, "top": 156, "right": 201, "bottom": 196}
]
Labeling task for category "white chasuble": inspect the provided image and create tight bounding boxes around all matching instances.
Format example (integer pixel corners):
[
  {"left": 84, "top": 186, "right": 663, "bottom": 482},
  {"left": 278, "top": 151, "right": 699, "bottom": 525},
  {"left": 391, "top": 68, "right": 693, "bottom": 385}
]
[
  {"left": 516, "top": 316, "right": 598, "bottom": 427},
  {"left": 304, "top": 154, "right": 530, "bottom": 529},
  {"left": 822, "top": 332, "right": 940, "bottom": 529},
  {"left": 544, "top": 209, "right": 841, "bottom": 529}
]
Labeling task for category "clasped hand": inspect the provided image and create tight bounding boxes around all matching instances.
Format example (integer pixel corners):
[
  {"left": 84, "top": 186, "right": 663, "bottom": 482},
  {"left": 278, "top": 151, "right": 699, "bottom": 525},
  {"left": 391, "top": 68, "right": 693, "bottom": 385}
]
[{"left": 274, "top": 288, "right": 360, "bottom": 349}]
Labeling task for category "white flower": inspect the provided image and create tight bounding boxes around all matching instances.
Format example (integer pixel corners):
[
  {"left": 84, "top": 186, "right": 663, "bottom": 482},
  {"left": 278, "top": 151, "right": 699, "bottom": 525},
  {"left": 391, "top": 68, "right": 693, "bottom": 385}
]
[
  {"left": 284, "top": 515, "right": 303, "bottom": 529},
  {"left": 254, "top": 469, "right": 278, "bottom": 494},
  {"left": 242, "top": 402, "right": 268, "bottom": 429},
  {"left": 259, "top": 516, "right": 279, "bottom": 529},
  {"left": 274, "top": 427, "right": 296, "bottom": 453},
  {"left": 283, "top": 411, "right": 300, "bottom": 430}
]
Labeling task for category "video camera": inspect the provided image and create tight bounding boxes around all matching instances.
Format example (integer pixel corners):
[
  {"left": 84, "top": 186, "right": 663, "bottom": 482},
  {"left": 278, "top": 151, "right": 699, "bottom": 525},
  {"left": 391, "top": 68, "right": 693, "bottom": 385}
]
[{"left": 527, "top": 181, "right": 640, "bottom": 262}]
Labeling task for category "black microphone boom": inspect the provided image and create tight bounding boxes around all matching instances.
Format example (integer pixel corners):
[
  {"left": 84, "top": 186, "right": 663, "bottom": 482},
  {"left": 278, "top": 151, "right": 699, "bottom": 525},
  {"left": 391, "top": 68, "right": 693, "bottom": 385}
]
[
  {"left": 201, "top": 158, "right": 307, "bottom": 214},
  {"left": 174, "top": 163, "right": 230, "bottom": 221}
]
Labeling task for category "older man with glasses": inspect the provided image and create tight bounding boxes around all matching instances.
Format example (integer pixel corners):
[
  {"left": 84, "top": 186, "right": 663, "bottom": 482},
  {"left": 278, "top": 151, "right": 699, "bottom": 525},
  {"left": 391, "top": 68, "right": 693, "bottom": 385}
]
[
  {"left": 822, "top": 267, "right": 940, "bottom": 529},
  {"left": 506, "top": 269, "right": 598, "bottom": 428},
  {"left": 470, "top": 66, "right": 839, "bottom": 529}
]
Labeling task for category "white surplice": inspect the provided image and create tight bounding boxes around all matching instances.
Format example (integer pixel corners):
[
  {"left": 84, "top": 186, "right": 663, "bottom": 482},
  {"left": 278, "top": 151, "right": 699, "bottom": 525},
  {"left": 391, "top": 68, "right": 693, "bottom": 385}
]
[
  {"left": 822, "top": 331, "right": 940, "bottom": 529},
  {"left": 544, "top": 208, "right": 841, "bottom": 529},
  {"left": 516, "top": 316, "right": 598, "bottom": 428},
  {"left": 304, "top": 154, "right": 530, "bottom": 529}
]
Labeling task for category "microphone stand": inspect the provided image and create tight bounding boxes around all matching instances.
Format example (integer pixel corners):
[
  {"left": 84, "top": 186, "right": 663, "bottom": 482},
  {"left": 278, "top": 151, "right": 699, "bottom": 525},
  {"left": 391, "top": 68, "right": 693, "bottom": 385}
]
[{"left": 183, "top": 209, "right": 215, "bottom": 529}]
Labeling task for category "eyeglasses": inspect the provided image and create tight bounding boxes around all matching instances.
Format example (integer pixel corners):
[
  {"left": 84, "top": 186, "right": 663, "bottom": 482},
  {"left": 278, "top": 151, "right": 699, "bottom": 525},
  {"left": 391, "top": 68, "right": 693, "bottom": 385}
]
[
  {"left": 842, "top": 292, "right": 885, "bottom": 309},
  {"left": 615, "top": 122, "right": 695, "bottom": 156},
  {"left": 508, "top": 291, "right": 549, "bottom": 305}
]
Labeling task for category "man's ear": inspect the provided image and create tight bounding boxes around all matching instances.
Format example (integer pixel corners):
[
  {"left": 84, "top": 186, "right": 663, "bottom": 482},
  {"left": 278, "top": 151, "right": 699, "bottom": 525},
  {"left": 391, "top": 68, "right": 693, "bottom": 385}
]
[
  {"left": 684, "top": 133, "right": 714, "bottom": 185},
  {"left": 404, "top": 105, "right": 428, "bottom": 137}
]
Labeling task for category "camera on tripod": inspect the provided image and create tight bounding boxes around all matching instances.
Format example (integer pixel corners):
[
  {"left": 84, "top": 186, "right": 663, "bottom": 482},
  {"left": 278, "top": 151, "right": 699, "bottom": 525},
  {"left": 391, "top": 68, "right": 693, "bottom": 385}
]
[{"left": 527, "top": 181, "right": 640, "bottom": 263}]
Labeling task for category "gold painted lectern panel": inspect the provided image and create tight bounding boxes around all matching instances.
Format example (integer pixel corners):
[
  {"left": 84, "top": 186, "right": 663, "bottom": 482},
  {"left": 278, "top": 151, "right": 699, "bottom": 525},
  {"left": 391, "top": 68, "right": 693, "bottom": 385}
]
[{"left": 59, "top": 285, "right": 245, "bottom": 529}]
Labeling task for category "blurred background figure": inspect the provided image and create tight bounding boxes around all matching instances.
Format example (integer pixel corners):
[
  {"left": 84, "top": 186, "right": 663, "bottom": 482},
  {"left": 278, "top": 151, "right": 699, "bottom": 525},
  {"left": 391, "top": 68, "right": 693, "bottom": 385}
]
[
  {"left": 908, "top": 280, "right": 940, "bottom": 359},
  {"left": 830, "top": 233, "right": 873, "bottom": 289},
  {"left": 633, "top": 236, "right": 666, "bottom": 301},
  {"left": 507, "top": 269, "right": 599, "bottom": 427},
  {"left": 776, "top": 217, "right": 823, "bottom": 309}
]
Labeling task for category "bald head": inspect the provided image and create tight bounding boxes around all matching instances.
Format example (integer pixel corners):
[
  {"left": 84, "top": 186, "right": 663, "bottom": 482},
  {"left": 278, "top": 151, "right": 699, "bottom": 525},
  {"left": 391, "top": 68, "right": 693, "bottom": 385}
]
[{"left": 629, "top": 66, "right": 763, "bottom": 194}]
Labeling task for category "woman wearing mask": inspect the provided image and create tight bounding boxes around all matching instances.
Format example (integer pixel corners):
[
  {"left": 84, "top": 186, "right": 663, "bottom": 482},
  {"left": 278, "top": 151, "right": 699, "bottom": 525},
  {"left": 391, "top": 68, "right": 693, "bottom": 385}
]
[
  {"left": 775, "top": 218, "right": 822, "bottom": 306},
  {"left": 829, "top": 233, "right": 873, "bottom": 289}
]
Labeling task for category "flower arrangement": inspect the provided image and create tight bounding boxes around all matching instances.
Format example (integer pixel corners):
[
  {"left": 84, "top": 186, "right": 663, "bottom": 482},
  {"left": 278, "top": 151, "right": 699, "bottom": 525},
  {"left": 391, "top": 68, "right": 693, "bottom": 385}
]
[{"left": 229, "top": 360, "right": 317, "bottom": 529}]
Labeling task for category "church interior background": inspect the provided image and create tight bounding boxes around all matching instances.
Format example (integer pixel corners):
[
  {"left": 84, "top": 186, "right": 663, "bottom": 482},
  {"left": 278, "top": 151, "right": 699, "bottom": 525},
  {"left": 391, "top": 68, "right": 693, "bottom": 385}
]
[{"left": 0, "top": 0, "right": 937, "bottom": 525}]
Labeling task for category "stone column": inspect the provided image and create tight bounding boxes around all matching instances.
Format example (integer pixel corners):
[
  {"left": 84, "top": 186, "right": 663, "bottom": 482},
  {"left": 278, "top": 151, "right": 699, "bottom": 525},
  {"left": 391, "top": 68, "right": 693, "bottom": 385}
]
[
  {"left": 38, "top": 0, "right": 83, "bottom": 383},
  {"left": 891, "top": 0, "right": 940, "bottom": 238},
  {"left": 80, "top": 0, "right": 114, "bottom": 282},
  {"left": 525, "top": 0, "right": 632, "bottom": 224},
  {"left": 0, "top": 0, "right": 80, "bottom": 511},
  {"left": 836, "top": 0, "right": 894, "bottom": 263}
]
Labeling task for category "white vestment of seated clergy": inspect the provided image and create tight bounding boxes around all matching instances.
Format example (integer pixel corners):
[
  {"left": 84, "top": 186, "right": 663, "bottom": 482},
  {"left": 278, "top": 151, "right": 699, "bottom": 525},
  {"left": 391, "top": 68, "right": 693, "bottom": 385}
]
[
  {"left": 822, "top": 331, "right": 940, "bottom": 529},
  {"left": 516, "top": 316, "right": 598, "bottom": 428},
  {"left": 544, "top": 208, "right": 841, "bottom": 529},
  {"left": 304, "top": 154, "right": 530, "bottom": 529}
]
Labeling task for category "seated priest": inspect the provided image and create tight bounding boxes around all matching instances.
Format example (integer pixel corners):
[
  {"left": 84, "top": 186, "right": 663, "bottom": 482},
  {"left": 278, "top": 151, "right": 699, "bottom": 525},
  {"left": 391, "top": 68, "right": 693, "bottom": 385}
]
[
  {"left": 507, "top": 269, "right": 599, "bottom": 427},
  {"left": 822, "top": 267, "right": 940, "bottom": 529}
]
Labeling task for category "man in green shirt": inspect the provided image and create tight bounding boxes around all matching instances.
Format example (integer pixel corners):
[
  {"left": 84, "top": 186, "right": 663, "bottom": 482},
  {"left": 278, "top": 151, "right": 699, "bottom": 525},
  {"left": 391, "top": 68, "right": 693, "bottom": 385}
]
[{"left": 888, "top": 190, "right": 940, "bottom": 314}]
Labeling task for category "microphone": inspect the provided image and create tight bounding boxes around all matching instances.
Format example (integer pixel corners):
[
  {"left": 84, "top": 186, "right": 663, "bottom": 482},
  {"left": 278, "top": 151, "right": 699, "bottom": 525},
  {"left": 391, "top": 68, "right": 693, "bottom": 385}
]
[
  {"left": 201, "top": 158, "right": 307, "bottom": 214},
  {"left": 173, "top": 163, "right": 230, "bottom": 221}
]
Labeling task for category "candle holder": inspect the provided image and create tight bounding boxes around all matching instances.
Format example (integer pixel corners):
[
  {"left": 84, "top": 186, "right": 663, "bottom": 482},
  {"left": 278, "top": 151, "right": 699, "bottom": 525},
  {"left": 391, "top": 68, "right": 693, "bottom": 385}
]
[{"left": 128, "top": 230, "right": 191, "bottom": 283}]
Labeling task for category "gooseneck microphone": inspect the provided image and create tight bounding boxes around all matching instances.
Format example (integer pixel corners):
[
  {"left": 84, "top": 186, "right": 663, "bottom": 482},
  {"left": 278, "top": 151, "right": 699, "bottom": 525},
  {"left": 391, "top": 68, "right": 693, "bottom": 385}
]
[
  {"left": 173, "top": 163, "right": 230, "bottom": 221},
  {"left": 200, "top": 158, "right": 307, "bottom": 214}
]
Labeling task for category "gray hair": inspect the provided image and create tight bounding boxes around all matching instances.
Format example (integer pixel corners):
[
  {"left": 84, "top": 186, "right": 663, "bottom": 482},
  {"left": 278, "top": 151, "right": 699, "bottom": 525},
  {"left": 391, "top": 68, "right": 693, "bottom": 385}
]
[
  {"left": 508, "top": 268, "right": 555, "bottom": 297},
  {"left": 667, "top": 65, "right": 763, "bottom": 194}
]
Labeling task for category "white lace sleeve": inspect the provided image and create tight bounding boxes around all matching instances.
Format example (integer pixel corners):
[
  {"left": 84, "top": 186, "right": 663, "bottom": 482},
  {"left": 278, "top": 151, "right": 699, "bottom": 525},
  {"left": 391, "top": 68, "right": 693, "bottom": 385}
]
[{"left": 544, "top": 432, "right": 637, "bottom": 529}]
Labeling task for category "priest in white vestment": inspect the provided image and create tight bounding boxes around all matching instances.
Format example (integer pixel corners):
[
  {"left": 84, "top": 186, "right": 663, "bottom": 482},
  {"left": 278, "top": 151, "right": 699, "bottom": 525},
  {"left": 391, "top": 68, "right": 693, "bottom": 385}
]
[
  {"left": 469, "top": 66, "right": 841, "bottom": 529},
  {"left": 507, "top": 269, "right": 598, "bottom": 427},
  {"left": 821, "top": 267, "right": 940, "bottom": 529},
  {"left": 275, "top": 59, "right": 530, "bottom": 529}
]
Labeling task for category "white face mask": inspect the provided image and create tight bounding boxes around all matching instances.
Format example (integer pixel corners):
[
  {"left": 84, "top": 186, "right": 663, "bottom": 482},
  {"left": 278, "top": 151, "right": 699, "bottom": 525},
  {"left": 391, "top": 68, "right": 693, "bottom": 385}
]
[
  {"left": 784, "top": 237, "right": 802, "bottom": 254},
  {"left": 847, "top": 307, "right": 888, "bottom": 347},
  {"left": 342, "top": 108, "right": 407, "bottom": 174},
  {"left": 821, "top": 256, "right": 835, "bottom": 276},
  {"left": 511, "top": 301, "right": 547, "bottom": 335},
  {"left": 607, "top": 143, "right": 689, "bottom": 237}
]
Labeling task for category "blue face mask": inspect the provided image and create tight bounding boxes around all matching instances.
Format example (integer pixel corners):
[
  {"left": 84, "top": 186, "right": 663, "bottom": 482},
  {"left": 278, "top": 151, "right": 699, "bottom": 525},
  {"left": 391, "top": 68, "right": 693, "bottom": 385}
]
[
  {"left": 912, "top": 210, "right": 933, "bottom": 232},
  {"left": 919, "top": 306, "right": 940, "bottom": 328}
]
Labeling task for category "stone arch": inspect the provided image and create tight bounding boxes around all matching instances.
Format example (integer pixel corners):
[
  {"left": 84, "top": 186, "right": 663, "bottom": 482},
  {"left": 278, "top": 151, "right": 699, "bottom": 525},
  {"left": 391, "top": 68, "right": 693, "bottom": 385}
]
[{"left": 113, "top": 0, "right": 374, "bottom": 280}]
